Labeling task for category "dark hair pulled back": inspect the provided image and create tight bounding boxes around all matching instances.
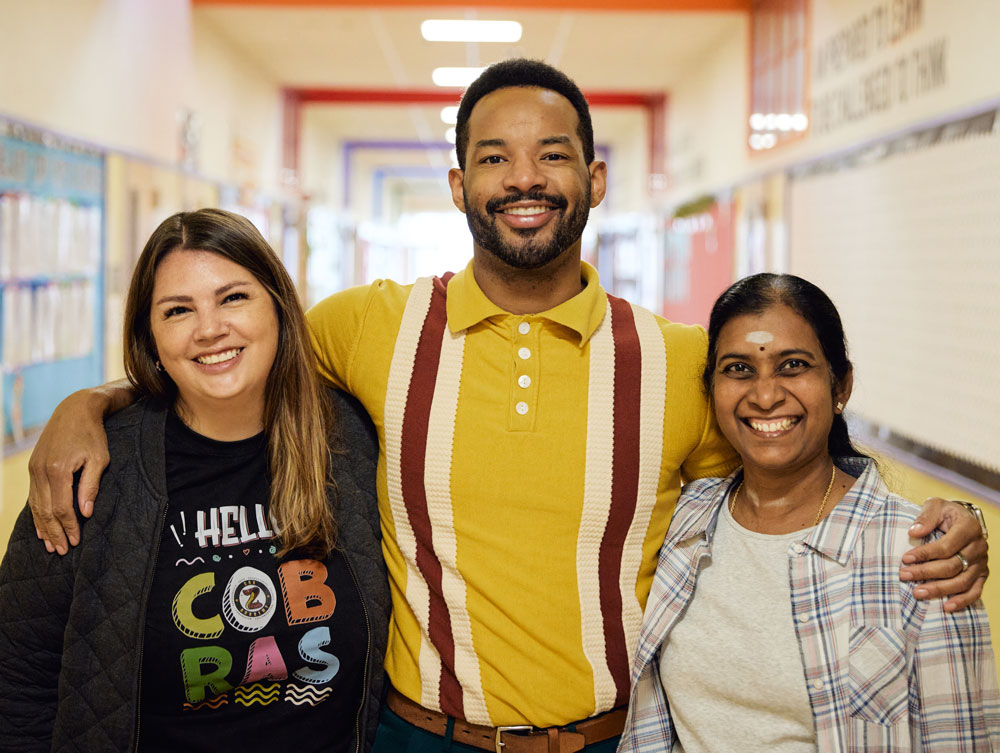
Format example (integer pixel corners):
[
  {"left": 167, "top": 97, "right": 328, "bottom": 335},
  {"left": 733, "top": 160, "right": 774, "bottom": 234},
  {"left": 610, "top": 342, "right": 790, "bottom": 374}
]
[{"left": 704, "top": 273, "right": 869, "bottom": 461}]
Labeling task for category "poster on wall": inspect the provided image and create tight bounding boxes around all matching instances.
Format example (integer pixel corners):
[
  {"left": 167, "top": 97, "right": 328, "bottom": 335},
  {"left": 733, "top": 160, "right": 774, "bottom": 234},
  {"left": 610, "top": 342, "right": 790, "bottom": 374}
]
[{"left": 0, "top": 119, "right": 104, "bottom": 448}]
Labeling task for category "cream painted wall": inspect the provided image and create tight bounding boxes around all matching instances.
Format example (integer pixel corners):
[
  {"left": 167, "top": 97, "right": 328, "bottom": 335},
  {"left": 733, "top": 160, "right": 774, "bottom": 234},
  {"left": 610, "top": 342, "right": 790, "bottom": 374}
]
[
  {"left": 665, "top": 0, "right": 1000, "bottom": 205},
  {"left": 191, "top": 16, "right": 283, "bottom": 193},
  {"left": 0, "top": 0, "right": 190, "bottom": 163},
  {"left": 665, "top": 15, "right": 749, "bottom": 205},
  {"left": 0, "top": 0, "right": 282, "bottom": 193}
]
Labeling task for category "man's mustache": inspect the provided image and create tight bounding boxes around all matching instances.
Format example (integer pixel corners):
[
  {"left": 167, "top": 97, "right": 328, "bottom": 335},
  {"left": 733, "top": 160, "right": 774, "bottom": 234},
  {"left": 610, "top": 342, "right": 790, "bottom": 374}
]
[{"left": 485, "top": 192, "right": 569, "bottom": 215}]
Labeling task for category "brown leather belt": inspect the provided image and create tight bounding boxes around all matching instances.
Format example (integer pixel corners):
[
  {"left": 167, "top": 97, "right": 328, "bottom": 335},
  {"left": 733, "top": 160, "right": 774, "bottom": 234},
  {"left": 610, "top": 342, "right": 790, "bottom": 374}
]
[{"left": 386, "top": 687, "right": 626, "bottom": 753}]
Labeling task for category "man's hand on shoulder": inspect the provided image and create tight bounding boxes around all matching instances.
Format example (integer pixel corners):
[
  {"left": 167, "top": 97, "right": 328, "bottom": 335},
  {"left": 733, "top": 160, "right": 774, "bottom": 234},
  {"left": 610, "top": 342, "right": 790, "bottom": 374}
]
[
  {"left": 27, "top": 381, "right": 135, "bottom": 555},
  {"left": 900, "top": 497, "right": 989, "bottom": 612}
]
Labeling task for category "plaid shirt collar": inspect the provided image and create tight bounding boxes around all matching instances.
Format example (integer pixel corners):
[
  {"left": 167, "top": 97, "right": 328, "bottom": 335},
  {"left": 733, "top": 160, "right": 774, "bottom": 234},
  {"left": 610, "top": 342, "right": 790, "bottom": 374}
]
[{"left": 668, "top": 457, "right": 885, "bottom": 566}]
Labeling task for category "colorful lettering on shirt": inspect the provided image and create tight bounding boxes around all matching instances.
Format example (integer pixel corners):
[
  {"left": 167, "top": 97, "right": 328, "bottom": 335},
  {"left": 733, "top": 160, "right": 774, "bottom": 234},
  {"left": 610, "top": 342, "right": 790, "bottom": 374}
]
[
  {"left": 173, "top": 571, "right": 224, "bottom": 640},
  {"left": 278, "top": 559, "right": 336, "bottom": 625},
  {"left": 164, "top": 548, "right": 341, "bottom": 709},
  {"left": 292, "top": 626, "right": 341, "bottom": 685},
  {"left": 241, "top": 636, "right": 289, "bottom": 684},
  {"left": 180, "top": 645, "right": 234, "bottom": 703},
  {"left": 195, "top": 504, "right": 275, "bottom": 548}
]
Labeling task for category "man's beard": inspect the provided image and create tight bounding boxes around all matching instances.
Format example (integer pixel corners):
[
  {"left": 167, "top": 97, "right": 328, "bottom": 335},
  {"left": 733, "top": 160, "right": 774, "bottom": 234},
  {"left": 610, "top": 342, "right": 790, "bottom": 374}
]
[{"left": 464, "top": 189, "right": 590, "bottom": 270}]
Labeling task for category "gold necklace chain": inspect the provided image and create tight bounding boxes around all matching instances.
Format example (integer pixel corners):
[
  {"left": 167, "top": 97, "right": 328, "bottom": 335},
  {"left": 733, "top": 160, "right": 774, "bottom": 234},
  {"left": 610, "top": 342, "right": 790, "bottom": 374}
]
[{"left": 730, "top": 464, "right": 838, "bottom": 527}]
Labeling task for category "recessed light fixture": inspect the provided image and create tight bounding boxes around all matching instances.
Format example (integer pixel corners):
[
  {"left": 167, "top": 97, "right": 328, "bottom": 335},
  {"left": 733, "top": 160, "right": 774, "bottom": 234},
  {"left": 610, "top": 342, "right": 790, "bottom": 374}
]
[
  {"left": 432, "top": 67, "right": 485, "bottom": 88},
  {"left": 749, "top": 112, "right": 809, "bottom": 133},
  {"left": 421, "top": 20, "right": 522, "bottom": 43},
  {"left": 440, "top": 106, "right": 459, "bottom": 124}
]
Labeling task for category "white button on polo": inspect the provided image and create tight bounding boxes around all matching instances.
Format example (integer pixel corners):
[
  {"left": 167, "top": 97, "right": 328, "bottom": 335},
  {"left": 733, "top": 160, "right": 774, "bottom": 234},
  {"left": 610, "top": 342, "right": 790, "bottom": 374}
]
[
  {"left": 518, "top": 375, "right": 531, "bottom": 388},
  {"left": 515, "top": 401, "right": 529, "bottom": 415},
  {"left": 797, "top": 614, "right": 809, "bottom": 623},
  {"left": 812, "top": 679, "right": 823, "bottom": 690},
  {"left": 518, "top": 321, "right": 530, "bottom": 335},
  {"left": 792, "top": 543, "right": 805, "bottom": 555},
  {"left": 518, "top": 347, "right": 531, "bottom": 360}
]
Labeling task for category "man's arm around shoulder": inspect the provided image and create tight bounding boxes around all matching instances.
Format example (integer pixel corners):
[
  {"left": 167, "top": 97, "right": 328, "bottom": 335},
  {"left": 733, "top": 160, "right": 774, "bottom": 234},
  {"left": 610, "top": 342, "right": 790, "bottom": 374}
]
[{"left": 28, "top": 379, "right": 137, "bottom": 555}]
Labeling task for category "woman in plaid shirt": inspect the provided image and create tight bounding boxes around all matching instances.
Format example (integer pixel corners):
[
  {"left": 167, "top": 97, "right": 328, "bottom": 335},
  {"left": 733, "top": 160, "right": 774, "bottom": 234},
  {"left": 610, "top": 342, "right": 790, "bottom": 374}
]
[{"left": 620, "top": 274, "right": 999, "bottom": 753}]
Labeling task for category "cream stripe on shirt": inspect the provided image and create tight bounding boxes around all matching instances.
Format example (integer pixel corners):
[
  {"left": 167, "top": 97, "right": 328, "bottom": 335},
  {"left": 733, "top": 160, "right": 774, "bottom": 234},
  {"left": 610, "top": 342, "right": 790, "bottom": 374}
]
[
  {"left": 383, "top": 275, "right": 443, "bottom": 710},
  {"left": 577, "top": 299, "right": 618, "bottom": 709}
]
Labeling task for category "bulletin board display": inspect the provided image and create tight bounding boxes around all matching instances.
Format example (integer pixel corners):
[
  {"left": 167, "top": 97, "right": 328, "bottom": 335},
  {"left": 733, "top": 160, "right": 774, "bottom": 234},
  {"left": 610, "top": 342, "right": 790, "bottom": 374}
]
[
  {"left": 787, "top": 111, "right": 1000, "bottom": 474},
  {"left": 0, "top": 122, "right": 105, "bottom": 447}
]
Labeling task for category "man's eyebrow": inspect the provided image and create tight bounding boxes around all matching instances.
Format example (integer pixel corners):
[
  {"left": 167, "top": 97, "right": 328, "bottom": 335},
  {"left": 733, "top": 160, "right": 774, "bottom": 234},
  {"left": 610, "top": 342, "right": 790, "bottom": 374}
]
[{"left": 472, "top": 136, "right": 572, "bottom": 149}]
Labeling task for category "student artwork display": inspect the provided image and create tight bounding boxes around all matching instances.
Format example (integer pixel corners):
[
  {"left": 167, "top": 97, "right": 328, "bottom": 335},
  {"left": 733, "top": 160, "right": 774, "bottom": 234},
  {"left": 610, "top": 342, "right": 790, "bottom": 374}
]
[{"left": 0, "top": 120, "right": 104, "bottom": 446}]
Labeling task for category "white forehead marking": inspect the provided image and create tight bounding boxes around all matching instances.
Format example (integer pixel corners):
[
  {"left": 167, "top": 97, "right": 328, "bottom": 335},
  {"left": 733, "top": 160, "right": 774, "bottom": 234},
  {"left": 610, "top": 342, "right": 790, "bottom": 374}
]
[{"left": 746, "top": 330, "right": 774, "bottom": 345}]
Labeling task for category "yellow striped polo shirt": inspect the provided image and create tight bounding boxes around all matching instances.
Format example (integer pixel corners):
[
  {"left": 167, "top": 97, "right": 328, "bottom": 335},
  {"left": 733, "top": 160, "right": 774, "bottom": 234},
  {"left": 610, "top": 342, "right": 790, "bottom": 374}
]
[{"left": 306, "top": 261, "right": 737, "bottom": 728}]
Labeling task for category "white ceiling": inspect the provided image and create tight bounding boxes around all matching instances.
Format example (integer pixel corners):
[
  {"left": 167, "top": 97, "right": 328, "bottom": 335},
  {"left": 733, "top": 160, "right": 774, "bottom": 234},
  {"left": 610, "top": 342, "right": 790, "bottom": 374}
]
[
  {"left": 194, "top": 6, "right": 742, "bottom": 91},
  {"left": 192, "top": 4, "right": 744, "bottom": 212}
]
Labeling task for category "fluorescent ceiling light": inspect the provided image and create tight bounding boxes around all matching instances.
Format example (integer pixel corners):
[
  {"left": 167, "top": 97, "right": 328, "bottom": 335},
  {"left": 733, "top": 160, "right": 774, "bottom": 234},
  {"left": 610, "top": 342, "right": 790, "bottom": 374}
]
[
  {"left": 441, "top": 106, "right": 459, "bottom": 124},
  {"left": 432, "top": 67, "right": 485, "bottom": 88},
  {"left": 421, "top": 20, "right": 522, "bottom": 43}
]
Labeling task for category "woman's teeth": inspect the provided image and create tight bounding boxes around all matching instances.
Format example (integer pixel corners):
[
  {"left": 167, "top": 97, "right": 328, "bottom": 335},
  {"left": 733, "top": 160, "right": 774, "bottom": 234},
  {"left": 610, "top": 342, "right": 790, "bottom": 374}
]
[
  {"left": 748, "top": 417, "right": 797, "bottom": 432},
  {"left": 195, "top": 348, "right": 241, "bottom": 365}
]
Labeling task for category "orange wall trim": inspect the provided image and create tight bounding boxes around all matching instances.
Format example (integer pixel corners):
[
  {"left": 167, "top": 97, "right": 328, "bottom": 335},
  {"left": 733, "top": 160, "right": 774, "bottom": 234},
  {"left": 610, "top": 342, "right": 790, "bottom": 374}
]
[
  {"left": 283, "top": 87, "right": 666, "bottom": 185},
  {"left": 194, "top": 0, "right": 749, "bottom": 11},
  {"left": 295, "top": 88, "right": 659, "bottom": 107}
]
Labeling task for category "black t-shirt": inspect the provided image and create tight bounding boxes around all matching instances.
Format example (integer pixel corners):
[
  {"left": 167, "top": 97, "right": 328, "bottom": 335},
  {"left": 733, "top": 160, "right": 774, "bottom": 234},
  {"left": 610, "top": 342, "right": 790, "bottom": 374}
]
[{"left": 138, "top": 412, "right": 366, "bottom": 753}]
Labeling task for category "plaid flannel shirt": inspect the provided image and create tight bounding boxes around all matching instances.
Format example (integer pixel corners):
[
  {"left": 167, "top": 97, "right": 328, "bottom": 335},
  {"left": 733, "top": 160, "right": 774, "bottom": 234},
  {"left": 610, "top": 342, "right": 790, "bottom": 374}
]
[{"left": 619, "top": 458, "right": 1000, "bottom": 752}]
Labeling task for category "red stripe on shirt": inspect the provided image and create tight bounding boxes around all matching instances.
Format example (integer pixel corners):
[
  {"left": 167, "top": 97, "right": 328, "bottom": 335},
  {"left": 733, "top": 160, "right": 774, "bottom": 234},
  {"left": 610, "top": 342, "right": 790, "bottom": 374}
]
[
  {"left": 399, "top": 272, "right": 464, "bottom": 717},
  {"left": 601, "top": 294, "right": 642, "bottom": 705}
]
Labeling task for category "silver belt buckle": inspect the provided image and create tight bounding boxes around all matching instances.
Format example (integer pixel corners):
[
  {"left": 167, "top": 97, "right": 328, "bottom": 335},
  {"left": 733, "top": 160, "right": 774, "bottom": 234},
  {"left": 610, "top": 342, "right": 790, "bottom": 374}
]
[{"left": 495, "top": 725, "right": 533, "bottom": 752}]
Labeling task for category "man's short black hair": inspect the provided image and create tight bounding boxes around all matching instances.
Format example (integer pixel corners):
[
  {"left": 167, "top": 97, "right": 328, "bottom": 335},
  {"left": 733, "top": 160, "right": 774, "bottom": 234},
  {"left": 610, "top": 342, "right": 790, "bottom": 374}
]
[{"left": 454, "top": 58, "right": 595, "bottom": 170}]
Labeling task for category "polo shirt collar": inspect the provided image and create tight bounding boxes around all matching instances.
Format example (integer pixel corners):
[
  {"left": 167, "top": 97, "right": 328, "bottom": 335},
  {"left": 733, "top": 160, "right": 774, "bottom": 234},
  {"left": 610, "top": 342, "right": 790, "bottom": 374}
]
[{"left": 445, "top": 260, "right": 607, "bottom": 346}]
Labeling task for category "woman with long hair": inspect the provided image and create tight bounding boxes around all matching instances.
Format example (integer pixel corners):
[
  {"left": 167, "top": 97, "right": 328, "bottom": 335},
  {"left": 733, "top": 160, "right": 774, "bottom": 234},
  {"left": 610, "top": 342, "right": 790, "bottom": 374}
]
[
  {"left": 619, "top": 274, "right": 999, "bottom": 752},
  {"left": 0, "top": 209, "right": 388, "bottom": 752}
]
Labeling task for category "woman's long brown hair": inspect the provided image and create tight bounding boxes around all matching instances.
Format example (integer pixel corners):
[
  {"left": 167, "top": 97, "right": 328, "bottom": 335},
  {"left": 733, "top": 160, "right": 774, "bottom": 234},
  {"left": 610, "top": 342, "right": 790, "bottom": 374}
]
[{"left": 122, "top": 208, "right": 335, "bottom": 557}]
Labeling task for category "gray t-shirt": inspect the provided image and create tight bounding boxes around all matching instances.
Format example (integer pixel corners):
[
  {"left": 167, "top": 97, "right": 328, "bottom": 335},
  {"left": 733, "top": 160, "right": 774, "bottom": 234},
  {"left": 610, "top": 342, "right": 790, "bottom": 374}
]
[{"left": 658, "top": 501, "right": 816, "bottom": 753}]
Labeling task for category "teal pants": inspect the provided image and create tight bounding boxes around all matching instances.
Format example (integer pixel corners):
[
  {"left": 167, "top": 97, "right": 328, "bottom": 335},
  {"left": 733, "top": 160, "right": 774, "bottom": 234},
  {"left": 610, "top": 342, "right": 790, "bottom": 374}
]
[{"left": 371, "top": 708, "right": 622, "bottom": 753}]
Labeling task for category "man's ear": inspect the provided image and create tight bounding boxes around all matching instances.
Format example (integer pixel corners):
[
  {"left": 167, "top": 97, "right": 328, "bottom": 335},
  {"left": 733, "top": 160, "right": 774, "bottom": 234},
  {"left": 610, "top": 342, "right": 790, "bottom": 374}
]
[
  {"left": 448, "top": 168, "right": 466, "bottom": 214},
  {"left": 589, "top": 160, "right": 607, "bottom": 208}
]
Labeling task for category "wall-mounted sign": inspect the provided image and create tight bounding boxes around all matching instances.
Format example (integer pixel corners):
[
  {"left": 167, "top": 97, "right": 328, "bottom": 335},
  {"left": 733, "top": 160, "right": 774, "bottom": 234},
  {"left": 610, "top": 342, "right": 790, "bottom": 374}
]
[{"left": 811, "top": 0, "right": 948, "bottom": 136}]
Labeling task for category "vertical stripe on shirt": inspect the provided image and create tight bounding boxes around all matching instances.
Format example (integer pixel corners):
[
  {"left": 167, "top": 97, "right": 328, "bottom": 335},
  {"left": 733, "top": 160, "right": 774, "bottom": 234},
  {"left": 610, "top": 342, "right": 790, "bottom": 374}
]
[
  {"left": 619, "top": 303, "right": 668, "bottom": 675},
  {"left": 400, "top": 274, "right": 465, "bottom": 718},
  {"left": 577, "top": 295, "right": 657, "bottom": 708},
  {"left": 601, "top": 295, "right": 642, "bottom": 706},
  {"left": 422, "top": 295, "right": 490, "bottom": 724},
  {"left": 577, "top": 298, "right": 618, "bottom": 709},
  {"left": 383, "top": 275, "right": 440, "bottom": 708},
  {"left": 386, "top": 275, "right": 457, "bottom": 714}
]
